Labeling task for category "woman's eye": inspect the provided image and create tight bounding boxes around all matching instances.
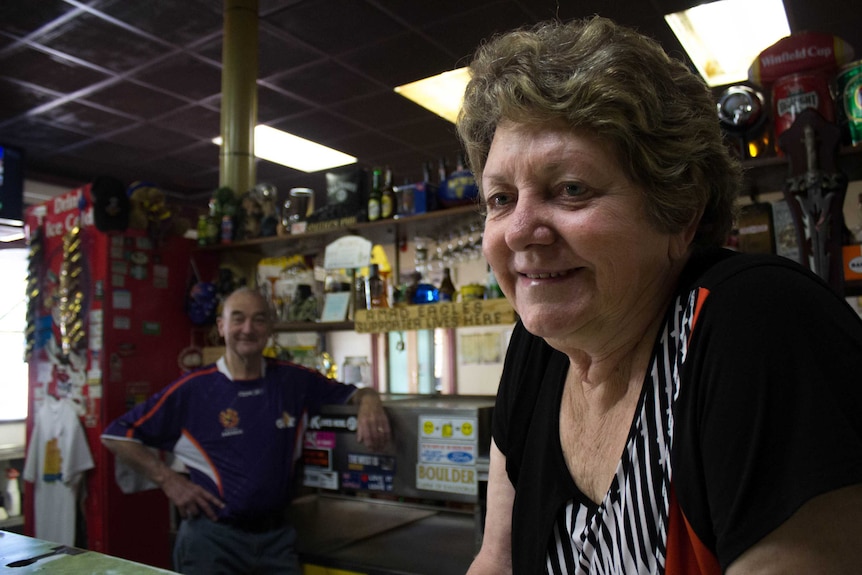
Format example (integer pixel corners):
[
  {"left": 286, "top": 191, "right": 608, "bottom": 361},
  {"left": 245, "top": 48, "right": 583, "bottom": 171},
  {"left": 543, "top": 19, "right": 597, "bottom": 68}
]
[
  {"left": 486, "top": 193, "right": 512, "bottom": 208},
  {"left": 562, "top": 182, "right": 587, "bottom": 197}
]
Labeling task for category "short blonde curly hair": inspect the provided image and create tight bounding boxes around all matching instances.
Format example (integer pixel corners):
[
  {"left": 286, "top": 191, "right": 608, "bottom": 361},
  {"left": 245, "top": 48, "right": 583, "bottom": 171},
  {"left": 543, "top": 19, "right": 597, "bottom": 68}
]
[{"left": 457, "top": 16, "right": 741, "bottom": 248}]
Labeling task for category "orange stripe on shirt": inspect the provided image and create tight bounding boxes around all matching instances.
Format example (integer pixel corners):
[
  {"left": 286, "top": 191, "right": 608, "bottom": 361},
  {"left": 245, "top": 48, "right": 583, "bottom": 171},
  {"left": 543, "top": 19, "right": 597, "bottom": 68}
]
[
  {"left": 665, "top": 484, "right": 721, "bottom": 575},
  {"left": 127, "top": 366, "right": 219, "bottom": 435},
  {"left": 690, "top": 287, "right": 710, "bottom": 333}
]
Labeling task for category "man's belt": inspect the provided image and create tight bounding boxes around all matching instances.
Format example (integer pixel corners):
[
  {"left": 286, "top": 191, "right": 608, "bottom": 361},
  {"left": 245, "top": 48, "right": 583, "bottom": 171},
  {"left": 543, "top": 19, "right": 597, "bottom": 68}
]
[{"left": 218, "top": 512, "right": 286, "bottom": 533}]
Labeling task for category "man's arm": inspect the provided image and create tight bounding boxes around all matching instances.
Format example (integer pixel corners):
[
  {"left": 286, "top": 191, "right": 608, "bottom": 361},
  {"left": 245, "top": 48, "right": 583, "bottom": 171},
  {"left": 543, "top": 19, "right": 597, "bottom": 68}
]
[
  {"left": 101, "top": 437, "right": 224, "bottom": 520},
  {"left": 350, "top": 387, "right": 390, "bottom": 451},
  {"left": 726, "top": 483, "right": 862, "bottom": 574},
  {"left": 468, "top": 439, "right": 514, "bottom": 575}
]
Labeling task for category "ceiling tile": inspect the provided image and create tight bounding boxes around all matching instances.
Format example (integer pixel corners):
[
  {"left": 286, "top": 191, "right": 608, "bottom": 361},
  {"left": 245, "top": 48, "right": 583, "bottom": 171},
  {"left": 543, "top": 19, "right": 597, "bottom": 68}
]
[
  {"left": 331, "top": 92, "right": 442, "bottom": 130},
  {"left": 373, "top": 0, "right": 507, "bottom": 27},
  {"left": 132, "top": 53, "right": 222, "bottom": 101},
  {"left": 105, "top": 124, "right": 198, "bottom": 153},
  {"left": 0, "top": 0, "right": 75, "bottom": 39},
  {"left": 265, "top": 0, "right": 406, "bottom": 55},
  {"left": 420, "top": 4, "right": 541, "bottom": 65},
  {"left": 68, "top": 139, "right": 151, "bottom": 168},
  {"left": 36, "top": 101, "right": 133, "bottom": 134},
  {"left": 0, "top": 117, "right": 90, "bottom": 154},
  {"left": 256, "top": 86, "right": 313, "bottom": 123},
  {"left": 83, "top": 80, "right": 189, "bottom": 119},
  {"left": 0, "top": 79, "right": 57, "bottom": 122},
  {"left": 97, "top": 0, "right": 223, "bottom": 46},
  {"left": 260, "top": 0, "right": 305, "bottom": 16},
  {"left": 341, "top": 32, "right": 458, "bottom": 86},
  {"left": 27, "top": 154, "right": 112, "bottom": 185},
  {"left": 329, "top": 130, "right": 405, "bottom": 162},
  {"left": 33, "top": 12, "right": 171, "bottom": 73},
  {"left": 172, "top": 142, "right": 222, "bottom": 168},
  {"left": 153, "top": 105, "right": 222, "bottom": 140},
  {"left": 385, "top": 117, "right": 460, "bottom": 149},
  {"left": 266, "top": 60, "right": 381, "bottom": 105},
  {"left": 270, "top": 110, "right": 363, "bottom": 145},
  {"left": 258, "top": 28, "right": 325, "bottom": 77},
  {"left": 0, "top": 45, "right": 111, "bottom": 93}
]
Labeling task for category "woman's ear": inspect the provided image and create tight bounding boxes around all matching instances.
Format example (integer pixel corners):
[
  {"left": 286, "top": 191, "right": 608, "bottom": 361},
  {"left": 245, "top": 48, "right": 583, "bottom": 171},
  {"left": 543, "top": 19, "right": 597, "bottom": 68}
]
[{"left": 669, "top": 209, "right": 703, "bottom": 260}]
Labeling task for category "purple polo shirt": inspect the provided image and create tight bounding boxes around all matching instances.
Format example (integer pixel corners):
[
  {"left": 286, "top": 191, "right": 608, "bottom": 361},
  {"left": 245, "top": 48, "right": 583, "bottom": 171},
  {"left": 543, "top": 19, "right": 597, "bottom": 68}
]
[{"left": 102, "top": 357, "right": 356, "bottom": 520}]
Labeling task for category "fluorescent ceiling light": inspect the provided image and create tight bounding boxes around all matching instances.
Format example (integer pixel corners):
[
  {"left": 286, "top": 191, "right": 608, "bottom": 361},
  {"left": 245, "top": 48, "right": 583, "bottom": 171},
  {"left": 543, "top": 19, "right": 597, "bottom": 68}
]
[
  {"left": 213, "top": 125, "right": 356, "bottom": 173},
  {"left": 0, "top": 221, "right": 24, "bottom": 243},
  {"left": 395, "top": 67, "right": 471, "bottom": 124},
  {"left": 665, "top": 0, "right": 790, "bottom": 87}
]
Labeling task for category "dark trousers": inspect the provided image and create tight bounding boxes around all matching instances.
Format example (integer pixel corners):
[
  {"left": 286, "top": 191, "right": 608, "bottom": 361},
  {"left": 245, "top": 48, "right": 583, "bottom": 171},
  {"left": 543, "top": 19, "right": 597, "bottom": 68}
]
[{"left": 173, "top": 516, "right": 301, "bottom": 575}]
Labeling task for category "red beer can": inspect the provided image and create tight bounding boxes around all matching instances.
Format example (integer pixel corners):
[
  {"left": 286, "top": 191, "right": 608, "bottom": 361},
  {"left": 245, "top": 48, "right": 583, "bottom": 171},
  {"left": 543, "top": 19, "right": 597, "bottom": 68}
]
[{"left": 772, "top": 72, "right": 835, "bottom": 145}]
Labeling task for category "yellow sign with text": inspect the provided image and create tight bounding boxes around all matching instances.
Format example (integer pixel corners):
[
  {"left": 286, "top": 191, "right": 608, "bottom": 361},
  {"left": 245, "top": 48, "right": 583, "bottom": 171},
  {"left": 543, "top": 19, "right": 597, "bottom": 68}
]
[
  {"left": 416, "top": 463, "right": 478, "bottom": 495},
  {"left": 354, "top": 299, "right": 515, "bottom": 333}
]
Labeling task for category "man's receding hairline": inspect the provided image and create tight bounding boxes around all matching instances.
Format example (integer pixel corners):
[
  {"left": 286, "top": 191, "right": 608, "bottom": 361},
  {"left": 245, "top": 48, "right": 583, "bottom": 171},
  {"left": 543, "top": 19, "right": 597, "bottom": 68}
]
[{"left": 222, "top": 288, "right": 271, "bottom": 320}]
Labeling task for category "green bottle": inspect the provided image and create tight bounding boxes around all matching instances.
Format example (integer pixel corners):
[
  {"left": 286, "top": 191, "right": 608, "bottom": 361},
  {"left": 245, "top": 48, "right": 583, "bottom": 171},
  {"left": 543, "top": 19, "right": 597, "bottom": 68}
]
[{"left": 368, "top": 168, "right": 382, "bottom": 222}]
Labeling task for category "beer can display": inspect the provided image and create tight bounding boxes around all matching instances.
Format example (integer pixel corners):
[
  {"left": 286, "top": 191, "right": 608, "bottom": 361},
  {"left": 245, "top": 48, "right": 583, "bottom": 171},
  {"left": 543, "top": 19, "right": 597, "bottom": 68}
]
[
  {"left": 837, "top": 59, "right": 862, "bottom": 146},
  {"left": 772, "top": 72, "right": 835, "bottom": 143}
]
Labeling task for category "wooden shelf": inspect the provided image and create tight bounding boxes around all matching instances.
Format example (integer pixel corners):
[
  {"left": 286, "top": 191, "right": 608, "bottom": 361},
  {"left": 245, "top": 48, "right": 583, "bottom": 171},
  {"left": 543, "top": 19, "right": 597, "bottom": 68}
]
[
  {"left": 195, "top": 204, "right": 483, "bottom": 257},
  {"left": 197, "top": 145, "right": 862, "bottom": 258},
  {"left": 272, "top": 321, "right": 354, "bottom": 333}
]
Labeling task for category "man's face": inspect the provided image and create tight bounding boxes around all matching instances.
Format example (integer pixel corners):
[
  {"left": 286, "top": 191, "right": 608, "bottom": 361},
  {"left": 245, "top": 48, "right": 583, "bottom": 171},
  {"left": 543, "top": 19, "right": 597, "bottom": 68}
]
[{"left": 216, "top": 290, "right": 272, "bottom": 361}]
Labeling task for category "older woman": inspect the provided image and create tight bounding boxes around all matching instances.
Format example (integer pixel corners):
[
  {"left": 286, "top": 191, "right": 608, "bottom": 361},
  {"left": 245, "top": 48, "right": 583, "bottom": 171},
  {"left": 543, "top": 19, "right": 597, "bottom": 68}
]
[{"left": 458, "top": 16, "right": 862, "bottom": 575}]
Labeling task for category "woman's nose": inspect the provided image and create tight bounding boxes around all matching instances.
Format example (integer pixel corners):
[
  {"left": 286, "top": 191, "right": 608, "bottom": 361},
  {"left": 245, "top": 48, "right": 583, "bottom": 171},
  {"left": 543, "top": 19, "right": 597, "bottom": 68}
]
[{"left": 505, "top": 197, "right": 555, "bottom": 250}]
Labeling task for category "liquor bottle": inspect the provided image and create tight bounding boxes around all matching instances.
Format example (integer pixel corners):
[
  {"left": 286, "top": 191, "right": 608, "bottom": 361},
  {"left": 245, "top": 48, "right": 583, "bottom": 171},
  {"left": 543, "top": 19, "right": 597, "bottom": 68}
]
[
  {"left": 485, "top": 265, "right": 504, "bottom": 299},
  {"left": 416, "top": 161, "right": 437, "bottom": 214},
  {"left": 206, "top": 197, "right": 220, "bottom": 244},
  {"left": 367, "top": 168, "right": 382, "bottom": 222},
  {"left": 368, "top": 264, "right": 389, "bottom": 308},
  {"left": 354, "top": 273, "right": 367, "bottom": 314},
  {"left": 381, "top": 166, "right": 396, "bottom": 219},
  {"left": 220, "top": 214, "right": 233, "bottom": 244},
  {"left": 437, "top": 157, "right": 449, "bottom": 185},
  {"left": 196, "top": 214, "right": 209, "bottom": 246},
  {"left": 422, "top": 161, "right": 433, "bottom": 186},
  {"left": 438, "top": 267, "right": 456, "bottom": 302}
]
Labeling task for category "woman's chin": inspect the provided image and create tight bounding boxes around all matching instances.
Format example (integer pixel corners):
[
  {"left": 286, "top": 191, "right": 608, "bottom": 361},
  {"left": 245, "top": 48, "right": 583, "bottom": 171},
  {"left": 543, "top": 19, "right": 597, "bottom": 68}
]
[{"left": 519, "top": 310, "right": 578, "bottom": 340}]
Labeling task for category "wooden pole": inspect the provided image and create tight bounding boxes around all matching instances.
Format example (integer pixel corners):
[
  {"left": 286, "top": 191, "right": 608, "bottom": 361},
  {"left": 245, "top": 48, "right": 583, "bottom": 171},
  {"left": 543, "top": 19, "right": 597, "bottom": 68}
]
[{"left": 219, "top": 0, "right": 258, "bottom": 197}]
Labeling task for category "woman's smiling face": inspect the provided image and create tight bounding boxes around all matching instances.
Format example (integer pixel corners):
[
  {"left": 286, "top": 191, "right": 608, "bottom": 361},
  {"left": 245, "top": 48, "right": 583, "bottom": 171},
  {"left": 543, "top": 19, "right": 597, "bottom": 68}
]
[{"left": 481, "top": 121, "right": 693, "bottom": 348}]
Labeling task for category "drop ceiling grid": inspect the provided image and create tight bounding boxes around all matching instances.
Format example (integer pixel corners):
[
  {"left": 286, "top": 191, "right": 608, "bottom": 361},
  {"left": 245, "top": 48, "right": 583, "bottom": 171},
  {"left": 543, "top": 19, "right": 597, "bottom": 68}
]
[{"left": 0, "top": 0, "right": 856, "bottom": 200}]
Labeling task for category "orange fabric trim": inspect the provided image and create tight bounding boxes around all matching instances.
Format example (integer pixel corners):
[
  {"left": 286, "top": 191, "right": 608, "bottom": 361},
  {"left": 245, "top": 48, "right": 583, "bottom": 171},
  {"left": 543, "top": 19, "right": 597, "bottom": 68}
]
[
  {"left": 690, "top": 287, "right": 710, "bottom": 333},
  {"left": 665, "top": 485, "right": 721, "bottom": 575},
  {"left": 130, "top": 366, "right": 218, "bottom": 429}
]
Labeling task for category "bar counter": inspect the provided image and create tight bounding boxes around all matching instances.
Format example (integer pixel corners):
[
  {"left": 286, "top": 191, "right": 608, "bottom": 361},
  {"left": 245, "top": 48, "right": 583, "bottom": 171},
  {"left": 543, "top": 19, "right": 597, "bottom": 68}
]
[
  {"left": 0, "top": 529, "right": 177, "bottom": 574},
  {"left": 290, "top": 494, "right": 477, "bottom": 575}
]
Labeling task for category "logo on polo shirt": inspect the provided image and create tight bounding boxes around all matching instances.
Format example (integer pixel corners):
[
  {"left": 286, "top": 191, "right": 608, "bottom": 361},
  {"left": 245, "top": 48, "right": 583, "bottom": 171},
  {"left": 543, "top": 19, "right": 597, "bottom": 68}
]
[
  {"left": 276, "top": 411, "right": 296, "bottom": 429},
  {"left": 219, "top": 408, "right": 243, "bottom": 437}
]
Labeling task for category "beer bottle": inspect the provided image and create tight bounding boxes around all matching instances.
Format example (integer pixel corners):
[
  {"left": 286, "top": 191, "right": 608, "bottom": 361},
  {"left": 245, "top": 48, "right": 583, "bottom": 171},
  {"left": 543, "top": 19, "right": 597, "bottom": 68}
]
[
  {"left": 368, "top": 264, "right": 389, "bottom": 308},
  {"left": 368, "top": 168, "right": 382, "bottom": 222},
  {"left": 438, "top": 267, "right": 456, "bottom": 302}
]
